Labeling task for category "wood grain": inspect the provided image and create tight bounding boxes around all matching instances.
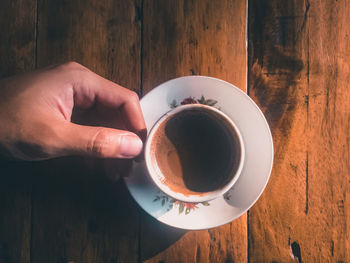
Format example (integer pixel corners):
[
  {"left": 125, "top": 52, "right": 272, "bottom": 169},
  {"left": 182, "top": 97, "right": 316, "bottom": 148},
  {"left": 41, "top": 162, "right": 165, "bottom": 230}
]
[
  {"left": 0, "top": 0, "right": 36, "bottom": 262},
  {"left": 248, "top": 0, "right": 349, "bottom": 262},
  {"left": 142, "top": 0, "right": 247, "bottom": 94},
  {"left": 141, "top": 1, "right": 247, "bottom": 262},
  {"left": 1, "top": 0, "right": 348, "bottom": 261},
  {"left": 0, "top": 0, "right": 36, "bottom": 78},
  {"left": 31, "top": 0, "right": 141, "bottom": 262},
  {"left": 36, "top": 0, "right": 141, "bottom": 90}
]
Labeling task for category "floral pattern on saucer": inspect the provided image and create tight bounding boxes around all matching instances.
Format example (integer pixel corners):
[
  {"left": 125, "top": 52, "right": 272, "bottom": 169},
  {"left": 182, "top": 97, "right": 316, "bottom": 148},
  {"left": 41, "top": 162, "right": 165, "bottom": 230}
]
[
  {"left": 153, "top": 191, "right": 210, "bottom": 215},
  {"left": 170, "top": 95, "right": 218, "bottom": 109}
]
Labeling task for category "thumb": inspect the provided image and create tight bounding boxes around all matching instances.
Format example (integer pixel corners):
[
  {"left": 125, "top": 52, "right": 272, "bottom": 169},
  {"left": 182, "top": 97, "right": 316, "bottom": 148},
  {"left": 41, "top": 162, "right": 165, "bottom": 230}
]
[{"left": 62, "top": 123, "right": 143, "bottom": 159}]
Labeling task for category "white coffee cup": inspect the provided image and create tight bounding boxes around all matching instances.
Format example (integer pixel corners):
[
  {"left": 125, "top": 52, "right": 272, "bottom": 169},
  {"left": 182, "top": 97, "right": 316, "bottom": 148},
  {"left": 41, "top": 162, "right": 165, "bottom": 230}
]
[{"left": 144, "top": 103, "right": 245, "bottom": 203}]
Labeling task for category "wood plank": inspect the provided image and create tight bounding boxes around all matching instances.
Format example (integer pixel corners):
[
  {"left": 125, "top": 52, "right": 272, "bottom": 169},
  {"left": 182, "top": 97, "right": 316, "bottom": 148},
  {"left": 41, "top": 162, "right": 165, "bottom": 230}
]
[
  {"left": 36, "top": 0, "right": 141, "bottom": 90},
  {"left": 141, "top": 1, "right": 247, "bottom": 262},
  {"left": 0, "top": 0, "right": 36, "bottom": 262},
  {"left": 142, "top": 0, "right": 247, "bottom": 93},
  {"left": 248, "top": 0, "right": 349, "bottom": 261},
  {"left": 31, "top": 1, "right": 141, "bottom": 262},
  {"left": 0, "top": 0, "right": 36, "bottom": 78}
]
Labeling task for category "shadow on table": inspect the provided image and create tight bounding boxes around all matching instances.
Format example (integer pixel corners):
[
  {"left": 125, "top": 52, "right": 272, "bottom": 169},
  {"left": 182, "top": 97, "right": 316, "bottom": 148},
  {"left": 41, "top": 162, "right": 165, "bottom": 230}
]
[
  {"left": 139, "top": 210, "right": 187, "bottom": 261},
  {"left": 0, "top": 157, "right": 141, "bottom": 260},
  {"left": 0, "top": 157, "right": 185, "bottom": 260}
]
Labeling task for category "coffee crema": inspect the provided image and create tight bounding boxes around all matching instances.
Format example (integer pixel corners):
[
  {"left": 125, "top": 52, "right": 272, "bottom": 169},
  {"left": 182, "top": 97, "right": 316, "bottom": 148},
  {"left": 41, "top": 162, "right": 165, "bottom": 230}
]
[{"left": 150, "top": 108, "right": 241, "bottom": 196}]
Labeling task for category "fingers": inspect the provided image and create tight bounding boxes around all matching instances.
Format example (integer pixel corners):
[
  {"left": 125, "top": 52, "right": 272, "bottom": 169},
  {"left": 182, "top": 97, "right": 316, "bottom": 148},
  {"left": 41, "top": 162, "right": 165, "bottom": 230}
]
[
  {"left": 61, "top": 122, "right": 143, "bottom": 159},
  {"left": 58, "top": 62, "right": 146, "bottom": 135},
  {"left": 120, "top": 94, "right": 147, "bottom": 135}
]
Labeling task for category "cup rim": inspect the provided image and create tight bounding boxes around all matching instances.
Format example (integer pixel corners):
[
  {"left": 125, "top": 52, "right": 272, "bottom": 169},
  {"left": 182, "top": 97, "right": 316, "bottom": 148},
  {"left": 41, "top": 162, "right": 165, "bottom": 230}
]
[{"left": 144, "top": 103, "right": 245, "bottom": 203}]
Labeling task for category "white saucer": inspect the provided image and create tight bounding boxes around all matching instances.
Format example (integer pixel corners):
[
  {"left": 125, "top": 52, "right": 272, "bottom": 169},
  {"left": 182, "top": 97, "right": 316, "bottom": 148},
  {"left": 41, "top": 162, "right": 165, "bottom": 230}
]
[{"left": 124, "top": 76, "right": 273, "bottom": 230}]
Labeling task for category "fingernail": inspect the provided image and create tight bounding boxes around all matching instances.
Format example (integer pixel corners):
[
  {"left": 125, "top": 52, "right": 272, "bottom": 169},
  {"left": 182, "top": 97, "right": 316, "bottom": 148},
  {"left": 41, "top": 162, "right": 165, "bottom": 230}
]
[{"left": 120, "top": 135, "right": 143, "bottom": 158}]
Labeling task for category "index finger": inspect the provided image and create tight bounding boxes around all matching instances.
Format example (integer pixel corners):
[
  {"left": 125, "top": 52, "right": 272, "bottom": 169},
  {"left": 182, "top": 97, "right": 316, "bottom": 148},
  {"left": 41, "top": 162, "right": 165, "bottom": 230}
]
[{"left": 63, "top": 62, "right": 147, "bottom": 136}]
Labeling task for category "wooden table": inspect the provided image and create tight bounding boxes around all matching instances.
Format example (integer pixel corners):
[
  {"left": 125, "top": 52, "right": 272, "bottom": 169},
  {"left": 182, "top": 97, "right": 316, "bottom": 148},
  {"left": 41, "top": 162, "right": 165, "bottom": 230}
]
[{"left": 0, "top": 0, "right": 348, "bottom": 262}]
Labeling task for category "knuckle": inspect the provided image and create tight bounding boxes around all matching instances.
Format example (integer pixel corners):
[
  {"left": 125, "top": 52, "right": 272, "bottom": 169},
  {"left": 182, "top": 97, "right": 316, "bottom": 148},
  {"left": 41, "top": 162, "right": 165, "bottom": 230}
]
[
  {"left": 55, "top": 61, "right": 90, "bottom": 82},
  {"left": 88, "top": 129, "right": 112, "bottom": 158},
  {"left": 58, "top": 61, "right": 89, "bottom": 72},
  {"left": 63, "top": 61, "right": 82, "bottom": 69},
  {"left": 128, "top": 90, "right": 140, "bottom": 102}
]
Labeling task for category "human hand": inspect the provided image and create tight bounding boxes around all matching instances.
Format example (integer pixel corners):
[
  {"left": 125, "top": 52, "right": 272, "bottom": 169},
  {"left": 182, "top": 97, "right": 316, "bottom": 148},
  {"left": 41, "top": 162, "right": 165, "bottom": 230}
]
[{"left": 0, "top": 62, "right": 146, "bottom": 167}]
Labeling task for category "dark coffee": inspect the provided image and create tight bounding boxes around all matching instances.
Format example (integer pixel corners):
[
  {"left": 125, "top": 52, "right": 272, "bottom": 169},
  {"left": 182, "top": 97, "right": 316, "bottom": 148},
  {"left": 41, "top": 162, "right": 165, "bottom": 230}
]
[{"left": 150, "top": 108, "right": 241, "bottom": 195}]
